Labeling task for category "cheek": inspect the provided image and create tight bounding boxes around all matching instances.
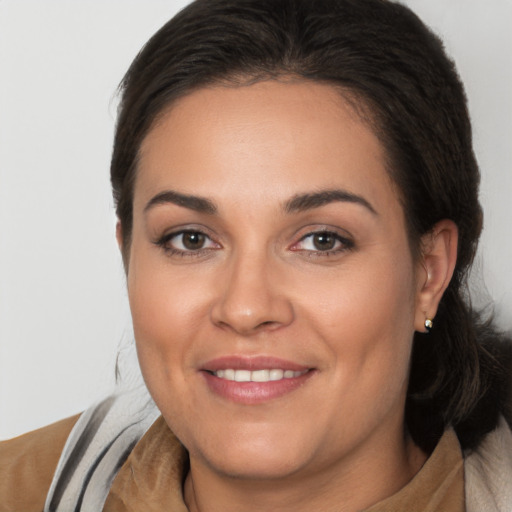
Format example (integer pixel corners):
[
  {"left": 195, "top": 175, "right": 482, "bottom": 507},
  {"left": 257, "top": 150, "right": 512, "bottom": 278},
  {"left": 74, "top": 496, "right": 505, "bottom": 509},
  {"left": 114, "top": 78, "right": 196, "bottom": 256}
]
[
  {"left": 126, "top": 248, "right": 208, "bottom": 385},
  {"left": 304, "top": 250, "right": 415, "bottom": 332},
  {"left": 300, "top": 252, "right": 416, "bottom": 401}
]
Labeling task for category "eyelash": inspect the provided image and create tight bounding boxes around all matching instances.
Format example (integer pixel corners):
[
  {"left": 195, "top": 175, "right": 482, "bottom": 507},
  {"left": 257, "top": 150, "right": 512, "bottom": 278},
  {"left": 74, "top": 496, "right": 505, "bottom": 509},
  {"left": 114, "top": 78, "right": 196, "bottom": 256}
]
[
  {"left": 154, "top": 229, "right": 220, "bottom": 258},
  {"left": 290, "top": 230, "right": 355, "bottom": 257},
  {"left": 154, "top": 228, "right": 354, "bottom": 258}
]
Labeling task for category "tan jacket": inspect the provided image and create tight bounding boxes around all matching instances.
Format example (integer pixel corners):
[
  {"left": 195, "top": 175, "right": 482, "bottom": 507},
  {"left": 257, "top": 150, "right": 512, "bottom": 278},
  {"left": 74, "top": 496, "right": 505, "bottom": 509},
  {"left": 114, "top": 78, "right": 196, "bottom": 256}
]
[{"left": 0, "top": 413, "right": 464, "bottom": 512}]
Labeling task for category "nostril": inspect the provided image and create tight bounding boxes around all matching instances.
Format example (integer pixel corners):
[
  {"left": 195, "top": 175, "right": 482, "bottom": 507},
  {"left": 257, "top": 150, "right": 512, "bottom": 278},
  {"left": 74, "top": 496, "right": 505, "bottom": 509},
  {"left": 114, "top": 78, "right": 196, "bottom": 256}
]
[{"left": 252, "top": 319, "right": 287, "bottom": 333}]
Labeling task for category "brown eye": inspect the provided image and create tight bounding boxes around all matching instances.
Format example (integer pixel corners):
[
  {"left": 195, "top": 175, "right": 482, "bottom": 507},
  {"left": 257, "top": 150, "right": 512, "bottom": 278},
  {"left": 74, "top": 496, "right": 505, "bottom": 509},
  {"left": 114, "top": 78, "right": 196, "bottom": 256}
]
[
  {"left": 312, "top": 232, "right": 336, "bottom": 251},
  {"left": 182, "top": 231, "right": 206, "bottom": 250},
  {"left": 291, "top": 229, "right": 354, "bottom": 255},
  {"left": 157, "top": 229, "right": 220, "bottom": 255}
]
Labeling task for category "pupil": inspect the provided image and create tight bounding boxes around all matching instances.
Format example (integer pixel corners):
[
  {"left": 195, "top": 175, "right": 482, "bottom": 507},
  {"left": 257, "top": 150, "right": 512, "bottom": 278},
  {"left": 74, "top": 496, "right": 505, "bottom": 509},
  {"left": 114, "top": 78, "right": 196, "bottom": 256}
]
[
  {"left": 313, "top": 233, "right": 335, "bottom": 250},
  {"left": 183, "top": 232, "right": 205, "bottom": 250}
]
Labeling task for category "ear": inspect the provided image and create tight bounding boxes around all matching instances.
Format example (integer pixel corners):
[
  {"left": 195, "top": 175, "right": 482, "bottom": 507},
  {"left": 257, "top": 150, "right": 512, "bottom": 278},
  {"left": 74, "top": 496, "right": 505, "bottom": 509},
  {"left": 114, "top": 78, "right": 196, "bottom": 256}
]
[
  {"left": 116, "top": 221, "right": 130, "bottom": 272},
  {"left": 116, "top": 220, "right": 124, "bottom": 251},
  {"left": 414, "top": 220, "right": 458, "bottom": 333}
]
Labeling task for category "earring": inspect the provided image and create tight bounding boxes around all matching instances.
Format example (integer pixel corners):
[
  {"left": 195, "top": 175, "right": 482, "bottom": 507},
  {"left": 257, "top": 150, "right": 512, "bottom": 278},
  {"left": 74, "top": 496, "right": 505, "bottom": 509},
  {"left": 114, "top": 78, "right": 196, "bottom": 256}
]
[{"left": 424, "top": 318, "right": 433, "bottom": 333}]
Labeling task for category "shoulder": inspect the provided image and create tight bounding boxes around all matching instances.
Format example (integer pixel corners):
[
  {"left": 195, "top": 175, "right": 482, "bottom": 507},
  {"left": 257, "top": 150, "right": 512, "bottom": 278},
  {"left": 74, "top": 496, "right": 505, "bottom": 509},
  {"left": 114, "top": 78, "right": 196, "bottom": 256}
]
[
  {"left": 464, "top": 416, "right": 512, "bottom": 512},
  {"left": 0, "top": 415, "right": 80, "bottom": 512}
]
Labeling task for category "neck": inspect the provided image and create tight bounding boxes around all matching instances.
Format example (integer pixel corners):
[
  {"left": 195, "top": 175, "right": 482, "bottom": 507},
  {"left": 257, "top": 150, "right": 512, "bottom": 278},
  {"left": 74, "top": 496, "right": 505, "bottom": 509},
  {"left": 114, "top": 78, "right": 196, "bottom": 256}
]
[{"left": 184, "top": 429, "right": 427, "bottom": 512}]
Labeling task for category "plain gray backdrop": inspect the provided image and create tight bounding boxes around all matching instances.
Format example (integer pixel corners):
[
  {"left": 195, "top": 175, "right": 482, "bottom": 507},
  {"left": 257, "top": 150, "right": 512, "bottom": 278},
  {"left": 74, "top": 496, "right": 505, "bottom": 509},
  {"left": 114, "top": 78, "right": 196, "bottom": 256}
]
[{"left": 0, "top": 0, "right": 511, "bottom": 439}]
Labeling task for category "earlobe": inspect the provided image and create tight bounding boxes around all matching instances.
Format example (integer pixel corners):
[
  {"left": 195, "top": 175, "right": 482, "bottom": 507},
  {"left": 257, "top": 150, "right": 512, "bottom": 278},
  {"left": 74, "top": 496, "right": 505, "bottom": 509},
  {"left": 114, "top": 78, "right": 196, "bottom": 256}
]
[{"left": 414, "top": 220, "right": 458, "bottom": 333}]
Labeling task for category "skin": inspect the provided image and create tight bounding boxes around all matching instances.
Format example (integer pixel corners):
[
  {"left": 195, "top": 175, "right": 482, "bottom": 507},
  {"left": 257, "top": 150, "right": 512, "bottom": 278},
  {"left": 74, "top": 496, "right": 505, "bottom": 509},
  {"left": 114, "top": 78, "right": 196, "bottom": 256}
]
[{"left": 120, "top": 80, "right": 457, "bottom": 512}]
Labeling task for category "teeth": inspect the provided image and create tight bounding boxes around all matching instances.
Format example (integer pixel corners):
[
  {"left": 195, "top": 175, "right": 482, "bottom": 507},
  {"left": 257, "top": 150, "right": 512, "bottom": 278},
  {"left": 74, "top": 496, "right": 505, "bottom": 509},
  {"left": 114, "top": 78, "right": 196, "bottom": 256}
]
[
  {"left": 234, "top": 370, "right": 251, "bottom": 382},
  {"left": 213, "top": 369, "right": 307, "bottom": 382},
  {"left": 270, "top": 369, "right": 284, "bottom": 381},
  {"left": 252, "top": 369, "right": 270, "bottom": 382}
]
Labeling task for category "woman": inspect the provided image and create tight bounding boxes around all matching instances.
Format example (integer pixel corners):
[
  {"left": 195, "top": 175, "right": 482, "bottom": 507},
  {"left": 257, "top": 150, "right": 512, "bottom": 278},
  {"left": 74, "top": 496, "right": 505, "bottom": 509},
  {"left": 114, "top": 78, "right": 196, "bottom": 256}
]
[{"left": 1, "top": 0, "right": 511, "bottom": 510}]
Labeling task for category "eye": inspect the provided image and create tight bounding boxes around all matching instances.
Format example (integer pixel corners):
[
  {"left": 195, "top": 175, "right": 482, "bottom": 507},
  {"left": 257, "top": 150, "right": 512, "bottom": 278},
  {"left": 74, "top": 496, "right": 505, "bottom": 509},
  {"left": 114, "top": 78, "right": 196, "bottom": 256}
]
[
  {"left": 156, "top": 229, "right": 220, "bottom": 255},
  {"left": 291, "top": 230, "right": 353, "bottom": 254},
  {"left": 174, "top": 231, "right": 208, "bottom": 250}
]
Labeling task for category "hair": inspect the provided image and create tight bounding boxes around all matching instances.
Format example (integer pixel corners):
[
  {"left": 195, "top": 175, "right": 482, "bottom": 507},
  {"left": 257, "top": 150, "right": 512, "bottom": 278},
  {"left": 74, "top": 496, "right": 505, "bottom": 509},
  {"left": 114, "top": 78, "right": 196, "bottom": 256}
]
[{"left": 111, "top": 0, "right": 511, "bottom": 452}]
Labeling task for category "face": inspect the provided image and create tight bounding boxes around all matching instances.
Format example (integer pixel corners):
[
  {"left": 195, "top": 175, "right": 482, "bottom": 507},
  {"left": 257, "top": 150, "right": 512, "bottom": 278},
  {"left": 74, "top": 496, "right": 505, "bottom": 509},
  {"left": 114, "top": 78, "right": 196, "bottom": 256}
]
[{"left": 126, "top": 80, "right": 424, "bottom": 481}]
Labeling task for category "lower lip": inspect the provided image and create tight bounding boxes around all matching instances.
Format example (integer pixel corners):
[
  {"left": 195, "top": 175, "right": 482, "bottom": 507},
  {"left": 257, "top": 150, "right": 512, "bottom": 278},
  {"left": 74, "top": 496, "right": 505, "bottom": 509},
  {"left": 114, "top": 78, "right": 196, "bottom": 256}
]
[{"left": 201, "top": 370, "right": 315, "bottom": 404}]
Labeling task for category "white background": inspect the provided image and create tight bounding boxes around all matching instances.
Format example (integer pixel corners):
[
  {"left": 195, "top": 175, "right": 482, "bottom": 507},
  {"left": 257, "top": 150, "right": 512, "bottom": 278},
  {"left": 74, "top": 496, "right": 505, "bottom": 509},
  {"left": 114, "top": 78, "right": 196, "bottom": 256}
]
[{"left": 0, "top": 0, "right": 510, "bottom": 440}]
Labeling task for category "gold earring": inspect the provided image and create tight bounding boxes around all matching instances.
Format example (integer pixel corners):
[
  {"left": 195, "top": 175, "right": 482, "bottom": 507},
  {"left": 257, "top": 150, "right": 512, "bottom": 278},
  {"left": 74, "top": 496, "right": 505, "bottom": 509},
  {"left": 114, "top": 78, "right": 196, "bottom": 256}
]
[{"left": 424, "top": 318, "right": 433, "bottom": 332}]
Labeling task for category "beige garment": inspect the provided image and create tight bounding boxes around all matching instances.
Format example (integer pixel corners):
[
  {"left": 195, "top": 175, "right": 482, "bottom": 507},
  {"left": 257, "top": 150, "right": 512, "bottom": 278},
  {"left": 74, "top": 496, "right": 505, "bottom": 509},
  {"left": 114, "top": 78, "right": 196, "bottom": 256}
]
[
  {"left": 0, "top": 414, "right": 80, "bottom": 512},
  {"left": 0, "top": 414, "right": 464, "bottom": 512},
  {"left": 104, "top": 416, "right": 189, "bottom": 512},
  {"left": 366, "top": 428, "right": 464, "bottom": 511}
]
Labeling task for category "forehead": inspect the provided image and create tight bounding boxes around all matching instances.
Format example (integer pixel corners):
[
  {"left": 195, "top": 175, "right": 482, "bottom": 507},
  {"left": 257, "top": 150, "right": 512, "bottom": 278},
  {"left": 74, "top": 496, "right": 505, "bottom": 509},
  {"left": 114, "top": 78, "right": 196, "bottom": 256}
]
[{"left": 135, "top": 80, "right": 399, "bottom": 216}]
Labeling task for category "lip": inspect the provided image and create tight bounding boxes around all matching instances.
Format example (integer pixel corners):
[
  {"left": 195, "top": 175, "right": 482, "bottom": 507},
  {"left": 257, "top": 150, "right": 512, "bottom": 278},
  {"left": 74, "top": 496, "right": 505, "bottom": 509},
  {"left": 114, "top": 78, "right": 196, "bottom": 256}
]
[
  {"left": 202, "top": 355, "right": 310, "bottom": 372},
  {"left": 200, "top": 356, "right": 315, "bottom": 404}
]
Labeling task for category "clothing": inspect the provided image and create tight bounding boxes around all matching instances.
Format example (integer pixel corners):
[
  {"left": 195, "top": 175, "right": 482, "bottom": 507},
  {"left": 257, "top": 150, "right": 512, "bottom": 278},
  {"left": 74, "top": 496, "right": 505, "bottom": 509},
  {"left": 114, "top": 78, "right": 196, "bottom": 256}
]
[
  {"left": 0, "top": 414, "right": 80, "bottom": 512},
  {"left": 464, "top": 416, "right": 512, "bottom": 511},
  {"left": 0, "top": 390, "right": 510, "bottom": 512}
]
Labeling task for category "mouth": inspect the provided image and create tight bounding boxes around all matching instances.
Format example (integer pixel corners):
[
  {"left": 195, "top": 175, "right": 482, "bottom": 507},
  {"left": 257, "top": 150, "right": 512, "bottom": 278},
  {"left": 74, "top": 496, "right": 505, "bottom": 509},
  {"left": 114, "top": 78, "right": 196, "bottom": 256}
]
[
  {"left": 200, "top": 356, "right": 315, "bottom": 404},
  {"left": 210, "top": 368, "right": 309, "bottom": 382}
]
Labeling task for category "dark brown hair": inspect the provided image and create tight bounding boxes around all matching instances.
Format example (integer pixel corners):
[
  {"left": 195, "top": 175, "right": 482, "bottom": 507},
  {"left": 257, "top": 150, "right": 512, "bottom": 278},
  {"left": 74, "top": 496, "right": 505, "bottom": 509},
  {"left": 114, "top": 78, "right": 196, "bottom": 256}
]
[{"left": 111, "top": 0, "right": 511, "bottom": 451}]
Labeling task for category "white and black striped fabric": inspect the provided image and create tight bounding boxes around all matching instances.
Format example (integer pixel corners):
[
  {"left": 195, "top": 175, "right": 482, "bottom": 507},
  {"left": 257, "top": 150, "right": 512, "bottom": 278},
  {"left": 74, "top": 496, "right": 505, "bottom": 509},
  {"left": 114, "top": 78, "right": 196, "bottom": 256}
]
[{"left": 44, "top": 386, "right": 159, "bottom": 512}]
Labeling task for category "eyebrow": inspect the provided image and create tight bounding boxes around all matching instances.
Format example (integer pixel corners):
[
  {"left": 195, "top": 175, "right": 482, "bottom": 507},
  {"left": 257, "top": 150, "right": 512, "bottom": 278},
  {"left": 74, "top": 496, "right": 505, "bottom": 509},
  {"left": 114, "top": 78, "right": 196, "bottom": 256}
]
[
  {"left": 284, "top": 189, "right": 377, "bottom": 215},
  {"left": 144, "top": 188, "right": 377, "bottom": 217},
  {"left": 144, "top": 190, "right": 217, "bottom": 215}
]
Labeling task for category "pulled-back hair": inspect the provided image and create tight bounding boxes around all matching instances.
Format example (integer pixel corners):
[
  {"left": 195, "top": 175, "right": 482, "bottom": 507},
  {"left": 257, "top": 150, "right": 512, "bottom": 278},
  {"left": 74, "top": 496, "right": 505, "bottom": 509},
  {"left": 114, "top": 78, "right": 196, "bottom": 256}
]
[{"left": 111, "top": 0, "right": 511, "bottom": 452}]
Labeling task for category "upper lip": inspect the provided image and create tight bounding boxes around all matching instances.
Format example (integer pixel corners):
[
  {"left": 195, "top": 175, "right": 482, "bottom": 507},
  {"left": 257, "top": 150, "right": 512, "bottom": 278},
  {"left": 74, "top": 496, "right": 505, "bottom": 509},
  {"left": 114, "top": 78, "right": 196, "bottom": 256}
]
[{"left": 202, "top": 356, "right": 311, "bottom": 372}]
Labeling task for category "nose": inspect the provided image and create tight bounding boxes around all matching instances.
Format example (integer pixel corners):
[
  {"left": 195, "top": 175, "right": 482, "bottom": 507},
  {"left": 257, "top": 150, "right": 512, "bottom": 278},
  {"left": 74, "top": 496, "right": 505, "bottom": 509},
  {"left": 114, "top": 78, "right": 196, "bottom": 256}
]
[{"left": 210, "top": 251, "right": 294, "bottom": 335}]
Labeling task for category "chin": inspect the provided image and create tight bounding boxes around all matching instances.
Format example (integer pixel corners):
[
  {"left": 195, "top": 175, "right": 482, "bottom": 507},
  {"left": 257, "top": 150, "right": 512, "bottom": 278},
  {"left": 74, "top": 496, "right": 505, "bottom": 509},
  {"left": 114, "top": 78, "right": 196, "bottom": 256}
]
[
  {"left": 183, "top": 421, "right": 318, "bottom": 480},
  {"left": 204, "top": 447, "right": 310, "bottom": 481}
]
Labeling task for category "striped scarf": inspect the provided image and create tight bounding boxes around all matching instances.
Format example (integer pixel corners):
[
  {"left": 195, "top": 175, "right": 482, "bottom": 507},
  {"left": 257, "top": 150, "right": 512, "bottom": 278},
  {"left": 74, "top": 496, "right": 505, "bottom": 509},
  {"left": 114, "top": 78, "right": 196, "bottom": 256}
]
[{"left": 44, "top": 387, "right": 159, "bottom": 512}]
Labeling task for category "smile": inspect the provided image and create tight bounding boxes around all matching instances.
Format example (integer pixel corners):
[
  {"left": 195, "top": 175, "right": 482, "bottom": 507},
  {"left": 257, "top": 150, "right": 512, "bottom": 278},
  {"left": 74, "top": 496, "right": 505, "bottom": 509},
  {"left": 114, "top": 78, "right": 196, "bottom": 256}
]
[{"left": 213, "top": 369, "right": 308, "bottom": 382}]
